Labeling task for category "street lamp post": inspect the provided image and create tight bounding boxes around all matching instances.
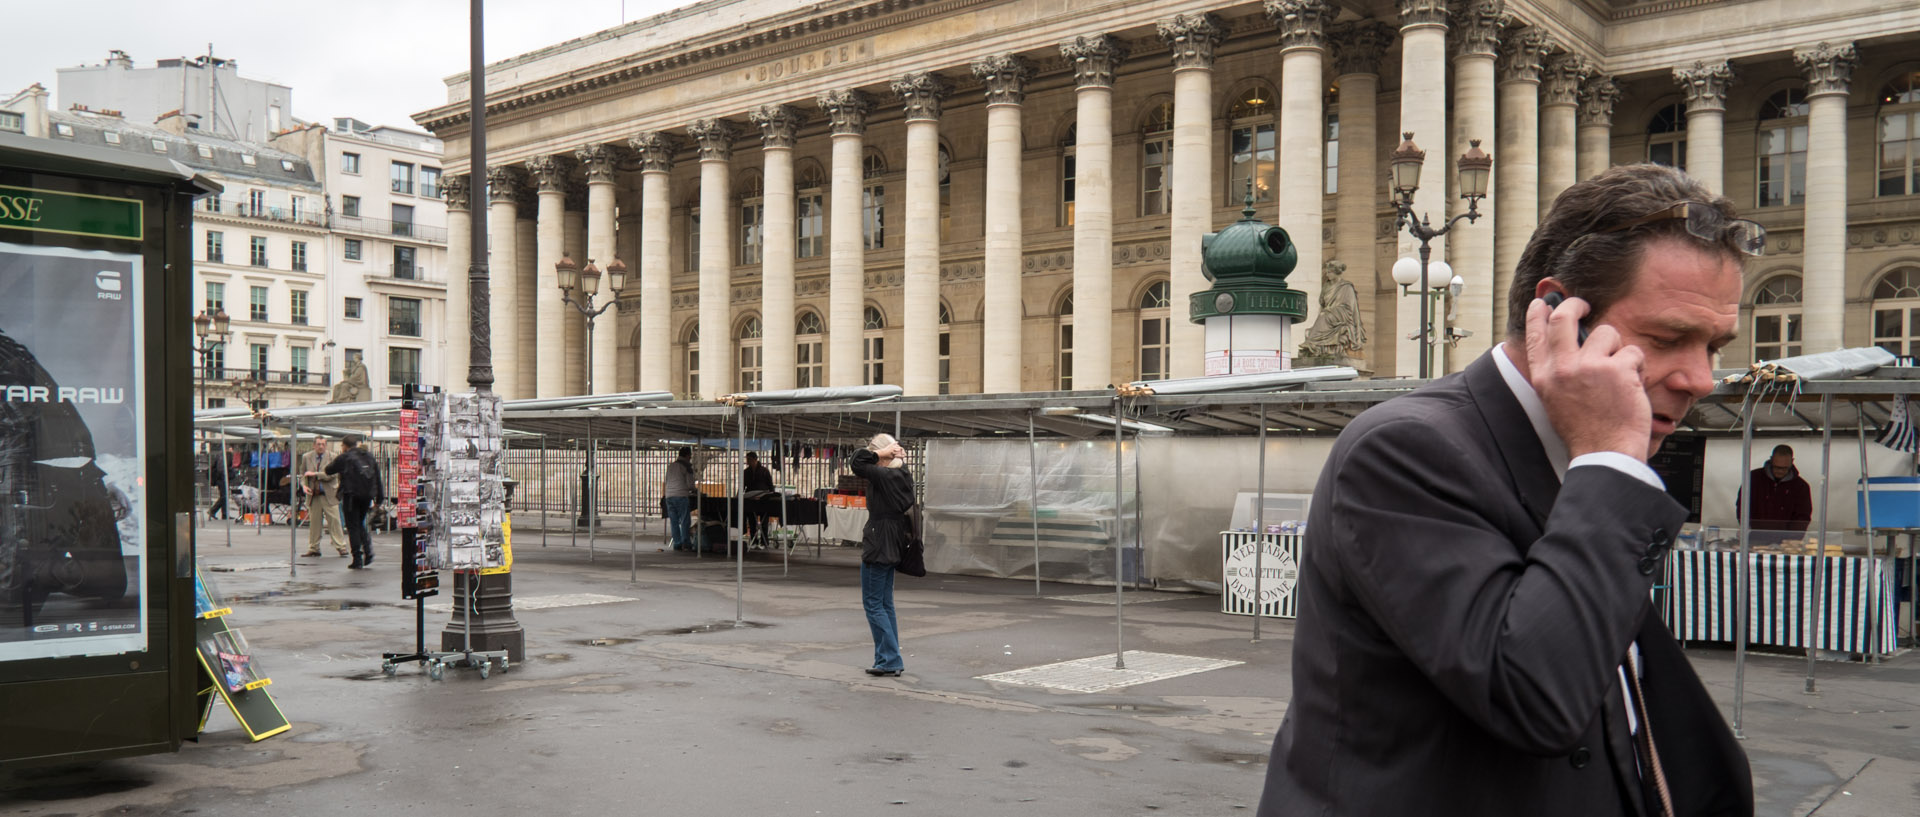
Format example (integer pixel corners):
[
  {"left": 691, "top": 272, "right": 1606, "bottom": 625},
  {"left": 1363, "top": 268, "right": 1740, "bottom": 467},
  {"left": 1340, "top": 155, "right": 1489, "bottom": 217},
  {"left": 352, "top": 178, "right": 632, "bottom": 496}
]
[
  {"left": 1388, "top": 132, "right": 1492, "bottom": 379},
  {"left": 555, "top": 254, "right": 626, "bottom": 528},
  {"left": 191, "top": 310, "right": 231, "bottom": 526}
]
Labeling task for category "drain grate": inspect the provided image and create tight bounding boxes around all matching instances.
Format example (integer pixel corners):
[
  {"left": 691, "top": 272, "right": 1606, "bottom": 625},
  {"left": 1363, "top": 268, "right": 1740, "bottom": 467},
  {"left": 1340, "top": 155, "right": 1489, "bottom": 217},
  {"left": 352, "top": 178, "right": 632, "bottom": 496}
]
[
  {"left": 428, "top": 592, "right": 636, "bottom": 613},
  {"left": 975, "top": 650, "right": 1242, "bottom": 693},
  {"left": 205, "top": 561, "right": 291, "bottom": 572},
  {"left": 1044, "top": 591, "right": 1194, "bottom": 606}
]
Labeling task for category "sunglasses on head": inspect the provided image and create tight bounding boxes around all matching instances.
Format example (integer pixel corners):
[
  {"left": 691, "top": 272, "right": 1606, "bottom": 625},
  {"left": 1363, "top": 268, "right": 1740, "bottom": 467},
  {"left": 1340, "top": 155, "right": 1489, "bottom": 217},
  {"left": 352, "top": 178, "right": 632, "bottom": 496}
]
[{"left": 1591, "top": 200, "right": 1767, "bottom": 256}]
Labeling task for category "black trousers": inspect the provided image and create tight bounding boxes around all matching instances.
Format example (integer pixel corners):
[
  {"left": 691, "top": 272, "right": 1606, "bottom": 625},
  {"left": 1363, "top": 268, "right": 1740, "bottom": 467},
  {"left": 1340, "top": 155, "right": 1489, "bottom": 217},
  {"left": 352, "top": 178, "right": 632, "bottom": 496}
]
[
  {"left": 341, "top": 495, "right": 374, "bottom": 565},
  {"left": 209, "top": 487, "right": 228, "bottom": 519}
]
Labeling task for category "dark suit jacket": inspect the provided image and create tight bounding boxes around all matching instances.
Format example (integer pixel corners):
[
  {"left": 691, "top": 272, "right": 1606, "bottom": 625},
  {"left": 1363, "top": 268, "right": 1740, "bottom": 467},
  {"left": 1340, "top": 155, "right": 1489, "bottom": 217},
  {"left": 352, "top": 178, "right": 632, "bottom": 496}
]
[{"left": 1257, "top": 352, "right": 1751, "bottom": 817}]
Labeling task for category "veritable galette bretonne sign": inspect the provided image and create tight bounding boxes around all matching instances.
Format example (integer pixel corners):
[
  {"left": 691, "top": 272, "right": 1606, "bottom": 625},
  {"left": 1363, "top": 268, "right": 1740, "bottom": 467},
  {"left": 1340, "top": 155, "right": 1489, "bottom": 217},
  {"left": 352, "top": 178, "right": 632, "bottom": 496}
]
[{"left": 0, "top": 185, "right": 143, "bottom": 241}]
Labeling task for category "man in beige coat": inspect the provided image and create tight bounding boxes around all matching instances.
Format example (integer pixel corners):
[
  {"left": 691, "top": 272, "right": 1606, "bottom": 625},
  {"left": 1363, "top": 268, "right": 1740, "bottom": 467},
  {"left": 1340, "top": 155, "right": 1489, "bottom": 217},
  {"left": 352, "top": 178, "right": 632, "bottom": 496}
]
[{"left": 300, "top": 436, "right": 348, "bottom": 557}]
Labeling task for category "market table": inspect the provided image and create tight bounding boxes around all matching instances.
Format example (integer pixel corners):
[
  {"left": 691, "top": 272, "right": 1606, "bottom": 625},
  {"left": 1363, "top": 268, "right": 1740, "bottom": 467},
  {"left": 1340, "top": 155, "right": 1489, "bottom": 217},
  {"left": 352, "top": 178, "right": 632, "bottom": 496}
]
[{"left": 1662, "top": 548, "right": 1900, "bottom": 656}]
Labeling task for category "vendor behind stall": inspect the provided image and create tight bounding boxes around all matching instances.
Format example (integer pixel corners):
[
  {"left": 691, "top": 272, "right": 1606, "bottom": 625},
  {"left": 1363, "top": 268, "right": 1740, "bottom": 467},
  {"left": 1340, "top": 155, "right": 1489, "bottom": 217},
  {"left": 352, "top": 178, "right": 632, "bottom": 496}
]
[
  {"left": 1736, "top": 444, "right": 1813, "bottom": 533},
  {"left": 742, "top": 452, "right": 776, "bottom": 542}
]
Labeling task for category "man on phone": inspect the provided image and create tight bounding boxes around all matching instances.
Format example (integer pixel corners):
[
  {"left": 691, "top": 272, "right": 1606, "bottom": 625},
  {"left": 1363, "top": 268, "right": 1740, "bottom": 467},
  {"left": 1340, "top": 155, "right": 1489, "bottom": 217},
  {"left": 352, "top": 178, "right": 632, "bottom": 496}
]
[{"left": 1259, "top": 164, "right": 1757, "bottom": 816}]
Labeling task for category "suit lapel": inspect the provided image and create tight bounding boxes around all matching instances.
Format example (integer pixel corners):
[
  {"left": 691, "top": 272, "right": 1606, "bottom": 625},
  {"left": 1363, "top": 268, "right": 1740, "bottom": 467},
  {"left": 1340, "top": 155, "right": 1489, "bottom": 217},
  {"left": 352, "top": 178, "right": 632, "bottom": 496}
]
[{"left": 1463, "top": 353, "right": 1561, "bottom": 537}]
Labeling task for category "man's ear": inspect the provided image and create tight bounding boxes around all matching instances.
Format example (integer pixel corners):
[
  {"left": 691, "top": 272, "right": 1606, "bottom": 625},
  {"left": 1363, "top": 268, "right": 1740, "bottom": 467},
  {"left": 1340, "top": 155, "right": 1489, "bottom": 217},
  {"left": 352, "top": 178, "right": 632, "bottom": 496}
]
[{"left": 1535, "top": 277, "right": 1570, "bottom": 301}]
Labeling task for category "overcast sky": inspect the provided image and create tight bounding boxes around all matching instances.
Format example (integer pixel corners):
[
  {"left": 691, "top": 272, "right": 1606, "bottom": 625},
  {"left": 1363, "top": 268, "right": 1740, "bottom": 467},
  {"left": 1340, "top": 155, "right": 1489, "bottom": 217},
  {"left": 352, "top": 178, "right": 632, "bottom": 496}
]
[{"left": 1, "top": 0, "right": 694, "bottom": 133}]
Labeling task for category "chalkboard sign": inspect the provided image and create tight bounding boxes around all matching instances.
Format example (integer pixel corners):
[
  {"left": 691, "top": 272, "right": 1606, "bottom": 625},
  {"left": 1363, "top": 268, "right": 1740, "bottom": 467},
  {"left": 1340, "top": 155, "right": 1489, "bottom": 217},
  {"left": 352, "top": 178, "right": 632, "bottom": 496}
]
[{"left": 1649, "top": 435, "right": 1707, "bottom": 523}]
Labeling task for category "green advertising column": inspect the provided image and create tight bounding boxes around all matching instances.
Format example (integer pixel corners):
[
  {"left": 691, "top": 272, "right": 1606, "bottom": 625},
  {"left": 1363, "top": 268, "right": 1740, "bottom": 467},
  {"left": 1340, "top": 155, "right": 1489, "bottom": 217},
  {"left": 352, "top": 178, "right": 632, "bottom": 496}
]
[
  {"left": 1189, "top": 194, "right": 1307, "bottom": 375},
  {"left": 0, "top": 131, "right": 217, "bottom": 768}
]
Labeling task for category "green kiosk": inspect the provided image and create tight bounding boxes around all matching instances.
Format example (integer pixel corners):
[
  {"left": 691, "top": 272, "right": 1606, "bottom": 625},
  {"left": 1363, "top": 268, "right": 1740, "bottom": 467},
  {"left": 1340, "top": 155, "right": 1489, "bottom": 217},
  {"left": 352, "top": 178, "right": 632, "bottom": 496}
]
[{"left": 0, "top": 131, "right": 213, "bottom": 767}]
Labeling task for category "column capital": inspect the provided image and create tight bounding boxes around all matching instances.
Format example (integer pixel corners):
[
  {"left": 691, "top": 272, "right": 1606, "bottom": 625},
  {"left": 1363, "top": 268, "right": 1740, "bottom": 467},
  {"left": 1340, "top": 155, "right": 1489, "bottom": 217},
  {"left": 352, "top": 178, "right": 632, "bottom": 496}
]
[
  {"left": 575, "top": 144, "right": 622, "bottom": 183},
  {"left": 1398, "top": 0, "right": 1450, "bottom": 29},
  {"left": 627, "top": 131, "right": 680, "bottom": 172},
  {"left": 1541, "top": 54, "right": 1594, "bottom": 108},
  {"left": 1156, "top": 13, "right": 1225, "bottom": 72},
  {"left": 486, "top": 166, "right": 523, "bottom": 204},
  {"left": 817, "top": 89, "right": 872, "bottom": 136},
  {"left": 1577, "top": 75, "right": 1620, "bottom": 127},
  {"left": 891, "top": 71, "right": 952, "bottom": 121},
  {"left": 1450, "top": 0, "right": 1508, "bottom": 58},
  {"left": 971, "top": 54, "right": 1034, "bottom": 105},
  {"left": 525, "top": 154, "right": 572, "bottom": 193},
  {"left": 1795, "top": 41, "right": 1858, "bottom": 98},
  {"left": 443, "top": 173, "right": 471, "bottom": 212},
  {"left": 1495, "top": 28, "right": 1553, "bottom": 85},
  {"left": 1060, "top": 34, "right": 1129, "bottom": 90},
  {"left": 1265, "top": 0, "right": 1332, "bottom": 52},
  {"left": 748, "top": 104, "right": 807, "bottom": 149},
  {"left": 1673, "top": 60, "right": 1735, "bottom": 113},
  {"left": 1329, "top": 20, "right": 1397, "bottom": 76},
  {"left": 687, "top": 118, "right": 737, "bottom": 162}
]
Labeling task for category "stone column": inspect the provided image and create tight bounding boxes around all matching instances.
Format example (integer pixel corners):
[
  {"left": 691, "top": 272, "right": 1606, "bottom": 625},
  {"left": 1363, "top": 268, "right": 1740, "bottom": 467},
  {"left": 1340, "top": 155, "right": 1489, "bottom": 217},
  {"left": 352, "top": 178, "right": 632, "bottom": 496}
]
[
  {"left": 1448, "top": 1, "right": 1504, "bottom": 366},
  {"left": 1396, "top": 0, "right": 1450, "bottom": 377},
  {"left": 750, "top": 105, "right": 804, "bottom": 392},
  {"left": 1328, "top": 23, "right": 1393, "bottom": 368},
  {"left": 892, "top": 72, "right": 951, "bottom": 396},
  {"left": 526, "top": 155, "right": 569, "bottom": 398},
  {"left": 563, "top": 185, "right": 588, "bottom": 395},
  {"left": 1797, "top": 42, "right": 1857, "bottom": 353},
  {"left": 1540, "top": 54, "right": 1591, "bottom": 214},
  {"left": 1156, "top": 14, "right": 1223, "bottom": 380},
  {"left": 1060, "top": 34, "right": 1127, "bottom": 389},
  {"left": 1576, "top": 76, "right": 1620, "bottom": 182},
  {"left": 818, "top": 90, "right": 871, "bottom": 387},
  {"left": 579, "top": 144, "right": 622, "bottom": 394},
  {"left": 1673, "top": 60, "right": 1734, "bottom": 196},
  {"left": 629, "top": 131, "right": 678, "bottom": 393},
  {"left": 689, "top": 118, "right": 736, "bottom": 400},
  {"left": 485, "top": 167, "right": 523, "bottom": 398},
  {"left": 1493, "top": 28, "right": 1549, "bottom": 339},
  {"left": 1269, "top": 0, "right": 1332, "bottom": 342},
  {"left": 972, "top": 55, "right": 1033, "bottom": 394},
  {"left": 514, "top": 186, "right": 538, "bottom": 395},
  {"left": 443, "top": 174, "right": 472, "bottom": 388}
]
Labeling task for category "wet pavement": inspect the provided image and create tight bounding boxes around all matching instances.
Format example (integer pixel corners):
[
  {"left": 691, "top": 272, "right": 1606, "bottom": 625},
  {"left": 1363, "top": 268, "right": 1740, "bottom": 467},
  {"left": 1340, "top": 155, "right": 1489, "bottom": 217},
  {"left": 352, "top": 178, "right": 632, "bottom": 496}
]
[{"left": 2, "top": 520, "right": 1916, "bottom": 816}]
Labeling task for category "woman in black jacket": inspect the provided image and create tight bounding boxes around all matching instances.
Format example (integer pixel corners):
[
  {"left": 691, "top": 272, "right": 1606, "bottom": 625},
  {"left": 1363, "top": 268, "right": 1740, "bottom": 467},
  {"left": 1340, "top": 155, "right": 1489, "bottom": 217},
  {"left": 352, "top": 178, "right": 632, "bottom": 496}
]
[{"left": 850, "top": 433, "right": 914, "bottom": 676}]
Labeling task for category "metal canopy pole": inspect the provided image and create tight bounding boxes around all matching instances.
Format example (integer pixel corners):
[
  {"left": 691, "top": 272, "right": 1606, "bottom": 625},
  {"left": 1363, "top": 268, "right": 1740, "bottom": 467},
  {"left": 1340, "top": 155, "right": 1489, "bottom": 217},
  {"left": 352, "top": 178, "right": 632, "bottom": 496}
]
[
  {"left": 630, "top": 416, "right": 638, "bottom": 583},
  {"left": 587, "top": 417, "right": 597, "bottom": 563},
  {"left": 1859, "top": 408, "right": 1879, "bottom": 664},
  {"left": 540, "top": 434, "right": 549, "bottom": 548},
  {"left": 1029, "top": 412, "right": 1041, "bottom": 597},
  {"left": 256, "top": 417, "right": 266, "bottom": 535},
  {"left": 288, "top": 421, "right": 299, "bottom": 578},
  {"left": 1806, "top": 394, "right": 1834, "bottom": 693},
  {"left": 220, "top": 432, "right": 232, "bottom": 547},
  {"left": 569, "top": 438, "right": 579, "bottom": 552},
  {"left": 1733, "top": 399, "right": 1757, "bottom": 738},
  {"left": 779, "top": 417, "right": 790, "bottom": 576},
  {"left": 1112, "top": 396, "right": 1126, "bottom": 670},
  {"left": 736, "top": 405, "right": 747, "bottom": 627},
  {"left": 1254, "top": 404, "right": 1267, "bottom": 642}
]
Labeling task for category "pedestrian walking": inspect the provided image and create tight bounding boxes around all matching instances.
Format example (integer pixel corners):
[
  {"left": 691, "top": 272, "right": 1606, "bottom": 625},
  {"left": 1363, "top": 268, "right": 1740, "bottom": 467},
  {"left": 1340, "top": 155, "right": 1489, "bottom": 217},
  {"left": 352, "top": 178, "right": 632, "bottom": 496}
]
[
  {"left": 299, "top": 436, "right": 349, "bottom": 558},
  {"left": 662, "top": 447, "right": 697, "bottom": 551},
  {"left": 325, "top": 435, "right": 385, "bottom": 569},
  {"left": 849, "top": 433, "right": 914, "bottom": 677},
  {"left": 207, "top": 451, "right": 230, "bottom": 520}
]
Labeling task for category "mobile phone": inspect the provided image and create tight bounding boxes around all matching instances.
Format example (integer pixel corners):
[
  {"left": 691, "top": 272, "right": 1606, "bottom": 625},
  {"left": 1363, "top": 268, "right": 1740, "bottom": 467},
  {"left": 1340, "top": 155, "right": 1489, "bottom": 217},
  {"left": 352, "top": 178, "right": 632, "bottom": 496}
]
[{"left": 1541, "top": 292, "right": 1590, "bottom": 346}]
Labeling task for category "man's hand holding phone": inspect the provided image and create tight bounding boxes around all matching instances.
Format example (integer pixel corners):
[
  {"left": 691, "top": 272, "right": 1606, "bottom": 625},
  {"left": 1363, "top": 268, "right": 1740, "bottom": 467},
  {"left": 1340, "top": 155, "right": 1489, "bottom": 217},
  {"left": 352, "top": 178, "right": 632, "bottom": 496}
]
[{"left": 1525, "top": 294, "right": 1653, "bottom": 462}]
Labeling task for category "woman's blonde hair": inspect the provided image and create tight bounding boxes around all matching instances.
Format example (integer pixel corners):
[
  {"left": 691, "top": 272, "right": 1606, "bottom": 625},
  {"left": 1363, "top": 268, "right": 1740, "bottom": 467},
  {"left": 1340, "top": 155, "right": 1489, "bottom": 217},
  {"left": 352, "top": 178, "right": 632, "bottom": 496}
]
[{"left": 868, "top": 433, "right": 897, "bottom": 452}]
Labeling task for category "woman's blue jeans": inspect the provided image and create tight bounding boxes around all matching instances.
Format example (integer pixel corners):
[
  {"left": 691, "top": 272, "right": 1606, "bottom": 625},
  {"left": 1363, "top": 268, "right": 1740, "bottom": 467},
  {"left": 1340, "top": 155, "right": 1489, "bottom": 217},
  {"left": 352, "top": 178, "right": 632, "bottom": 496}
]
[{"left": 860, "top": 562, "right": 902, "bottom": 671}]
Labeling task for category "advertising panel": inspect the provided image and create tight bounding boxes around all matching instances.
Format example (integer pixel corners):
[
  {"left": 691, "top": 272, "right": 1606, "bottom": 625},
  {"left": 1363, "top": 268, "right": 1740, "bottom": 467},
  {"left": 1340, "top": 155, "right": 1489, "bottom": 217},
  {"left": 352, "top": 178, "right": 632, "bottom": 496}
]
[{"left": 0, "top": 241, "right": 146, "bottom": 662}]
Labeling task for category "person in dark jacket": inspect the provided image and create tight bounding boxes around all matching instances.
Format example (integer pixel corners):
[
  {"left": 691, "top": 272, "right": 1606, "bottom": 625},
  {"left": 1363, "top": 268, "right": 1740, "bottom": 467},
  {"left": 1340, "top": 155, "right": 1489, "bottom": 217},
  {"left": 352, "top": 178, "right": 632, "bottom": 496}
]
[
  {"left": 208, "top": 452, "right": 230, "bottom": 520},
  {"left": 325, "top": 435, "right": 385, "bottom": 569},
  {"left": 849, "top": 433, "right": 914, "bottom": 677},
  {"left": 742, "top": 452, "right": 776, "bottom": 542},
  {"left": 1736, "top": 445, "right": 1813, "bottom": 532}
]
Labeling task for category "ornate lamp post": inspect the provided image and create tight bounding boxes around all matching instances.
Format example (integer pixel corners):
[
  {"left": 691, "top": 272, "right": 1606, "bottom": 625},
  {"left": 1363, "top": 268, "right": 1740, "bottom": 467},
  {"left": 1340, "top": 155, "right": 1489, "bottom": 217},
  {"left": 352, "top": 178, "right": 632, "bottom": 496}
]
[
  {"left": 1388, "top": 132, "right": 1491, "bottom": 379},
  {"left": 192, "top": 310, "right": 230, "bottom": 526},
  {"left": 556, "top": 254, "right": 626, "bottom": 527}
]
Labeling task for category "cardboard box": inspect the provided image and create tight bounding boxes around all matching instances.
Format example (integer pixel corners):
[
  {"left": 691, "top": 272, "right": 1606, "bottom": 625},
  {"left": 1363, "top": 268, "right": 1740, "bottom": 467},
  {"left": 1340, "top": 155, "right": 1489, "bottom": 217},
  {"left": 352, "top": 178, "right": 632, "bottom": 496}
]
[
  {"left": 851, "top": 495, "right": 867, "bottom": 509},
  {"left": 696, "top": 481, "right": 725, "bottom": 498},
  {"left": 828, "top": 494, "right": 848, "bottom": 508}
]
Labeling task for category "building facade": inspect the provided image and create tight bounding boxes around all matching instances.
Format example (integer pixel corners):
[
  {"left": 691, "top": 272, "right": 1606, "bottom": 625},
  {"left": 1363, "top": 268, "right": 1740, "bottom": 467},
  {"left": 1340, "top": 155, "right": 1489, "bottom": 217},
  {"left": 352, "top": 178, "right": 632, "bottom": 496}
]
[
  {"left": 413, "top": 0, "right": 1910, "bottom": 399},
  {"left": 56, "top": 49, "right": 294, "bottom": 143}
]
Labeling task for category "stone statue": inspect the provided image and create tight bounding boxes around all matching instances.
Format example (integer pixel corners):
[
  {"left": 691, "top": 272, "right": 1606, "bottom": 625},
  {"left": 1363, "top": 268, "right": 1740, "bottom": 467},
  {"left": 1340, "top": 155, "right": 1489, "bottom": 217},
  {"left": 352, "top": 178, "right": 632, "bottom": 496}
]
[
  {"left": 329, "top": 358, "right": 369, "bottom": 404},
  {"left": 1297, "top": 259, "right": 1367, "bottom": 364}
]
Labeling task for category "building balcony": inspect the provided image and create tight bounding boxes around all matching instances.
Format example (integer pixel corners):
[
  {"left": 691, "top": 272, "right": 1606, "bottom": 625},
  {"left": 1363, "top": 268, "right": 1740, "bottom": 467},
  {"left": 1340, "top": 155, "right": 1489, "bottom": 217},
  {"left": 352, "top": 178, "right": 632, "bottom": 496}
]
[
  {"left": 197, "top": 197, "right": 327, "bottom": 228},
  {"left": 332, "top": 214, "right": 447, "bottom": 244},
  {"left": 199, "top": 368, "right": 332, "bottom": 389},
  {"left": 367, "top": 264, "right": 446, "bottom": 290}
]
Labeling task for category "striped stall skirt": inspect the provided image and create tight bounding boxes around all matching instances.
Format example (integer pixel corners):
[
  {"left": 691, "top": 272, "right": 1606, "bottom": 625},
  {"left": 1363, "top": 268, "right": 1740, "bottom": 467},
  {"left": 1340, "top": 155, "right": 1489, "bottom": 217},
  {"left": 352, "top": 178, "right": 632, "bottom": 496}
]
[{"left": 1662, "top": 549, "right": 1899, "bottom": 656}]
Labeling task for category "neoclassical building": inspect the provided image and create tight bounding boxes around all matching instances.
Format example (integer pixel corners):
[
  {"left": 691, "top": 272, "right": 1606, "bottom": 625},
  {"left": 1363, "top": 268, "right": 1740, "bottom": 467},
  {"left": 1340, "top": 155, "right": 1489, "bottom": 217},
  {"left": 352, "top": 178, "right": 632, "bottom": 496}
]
[{"left": 413, "top": 0, "right": 1920, "bottom": 400}]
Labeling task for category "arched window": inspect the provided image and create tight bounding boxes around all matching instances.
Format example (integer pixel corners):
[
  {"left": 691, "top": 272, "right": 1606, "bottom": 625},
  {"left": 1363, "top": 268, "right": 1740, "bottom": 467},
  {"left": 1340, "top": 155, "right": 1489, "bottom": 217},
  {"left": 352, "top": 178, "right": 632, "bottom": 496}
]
[
  {"left": 862, "top": 305, "right": 887, "bottom": 385},
  {"left": 1647, "top": 102, "right": 1687, "bottom": 169},
  {"left": 937, "top": 301, "right": 953, "bottom": 395},
  {"left": 795, "top": 310, "right": 824, "bottom": 387},
  {"left": 863, "top": 149, "right": 886, "bottom": 250},
  {"left": 1325, "top": 85, "right": 1340, "bottom": 195},
  {"left": 682, "top": 323, "right": 700, "bottom": 398},
  {"left": 1060, "top": 124, "right": 1077, "bottom": 227},
  {"left": 797, "top": 161, "right": 826, "bottom": 258},
  {"left": 1751, "top": 275, "right": 1802, "bottom": 361},
  {"left": 1757, "top": 88, "right": 1810, "bottom": 208},
  {"left": 1227, "top": 83, "right": 1277, "bottom": 204},
  {"left": 1056, "top": 290, "right": 1075, "bottom": 390},
  {"left": 1138, "top": 281, "right": 1172, "bottom": 381},
  {"left": 1872, "top": 266, "right": 1920, "bottom": 355},
  {"left": 1878, "top": 71, "right": 1920, "bottom": 197},
  {"left": 738, "top": 170, "right": 764, "bottom": 265},
  {"left": 1140, "top": 100, "right": 1173, "bottom": 216},
  {"left": 736, "top": 316, "right": 763, "bottom": 392}
]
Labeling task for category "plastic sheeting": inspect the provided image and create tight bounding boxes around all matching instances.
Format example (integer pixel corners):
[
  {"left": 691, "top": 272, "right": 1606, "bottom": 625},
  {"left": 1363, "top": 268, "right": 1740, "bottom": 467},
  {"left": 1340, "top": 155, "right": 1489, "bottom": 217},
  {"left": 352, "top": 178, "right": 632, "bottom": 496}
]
[{"left": 922, "top": 438, "right": 1139, "bottom": 586}]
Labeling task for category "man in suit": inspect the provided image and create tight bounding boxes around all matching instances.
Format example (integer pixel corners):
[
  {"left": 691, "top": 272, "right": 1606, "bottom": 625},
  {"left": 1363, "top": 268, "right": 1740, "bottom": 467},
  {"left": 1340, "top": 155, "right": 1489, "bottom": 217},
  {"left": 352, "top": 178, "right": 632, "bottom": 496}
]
[{"left": 1258, "top": 164, "right": 1756, "bottom": 817}]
